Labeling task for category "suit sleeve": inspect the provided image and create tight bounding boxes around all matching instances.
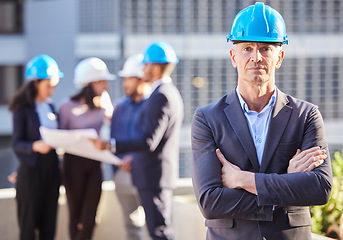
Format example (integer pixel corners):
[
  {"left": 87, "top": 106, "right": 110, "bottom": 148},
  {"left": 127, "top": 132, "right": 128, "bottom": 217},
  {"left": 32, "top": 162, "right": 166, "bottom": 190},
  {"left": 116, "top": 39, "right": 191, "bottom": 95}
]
[
  {"left": 255, "top": 106, "right": 332, "bottom": 206},
  {"left": 116, "top": 93, "right": 170, "bottom": 154},
  {"left": 12, "top": 109, "right": 35, "bottom": 157},
  {"left": 192, "top": 109, "right": 273, "bottom": 221}
]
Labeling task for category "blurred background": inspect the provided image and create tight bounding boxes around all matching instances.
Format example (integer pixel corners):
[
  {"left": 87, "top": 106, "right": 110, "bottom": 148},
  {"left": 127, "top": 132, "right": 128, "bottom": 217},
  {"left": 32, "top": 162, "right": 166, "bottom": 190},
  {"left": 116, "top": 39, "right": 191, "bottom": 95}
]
[{"left": 0, "top": 0, "right": 342, "bottom": 238}]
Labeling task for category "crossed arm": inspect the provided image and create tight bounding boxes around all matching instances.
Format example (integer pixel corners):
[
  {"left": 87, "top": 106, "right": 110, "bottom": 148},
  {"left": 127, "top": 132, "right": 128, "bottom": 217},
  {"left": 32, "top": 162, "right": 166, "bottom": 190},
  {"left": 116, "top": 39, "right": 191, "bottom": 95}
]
[
  {"left": 191, "top": 106, "right": 332, "bottom": 220},
  {"left": 216, "top": 146, "right": 327, "bottom": 195}
]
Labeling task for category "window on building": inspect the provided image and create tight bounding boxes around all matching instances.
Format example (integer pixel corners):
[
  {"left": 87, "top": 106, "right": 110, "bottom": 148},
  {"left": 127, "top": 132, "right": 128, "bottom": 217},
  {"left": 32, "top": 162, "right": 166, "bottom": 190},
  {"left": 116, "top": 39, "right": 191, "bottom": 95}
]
[
  {"left": 0, "top": 1, "right": 23, "bottom": 34},
  {"left": 79, "top": 0, "right": 119, "bottom": 32},
  {"left": 0, "top": 66, "right": 23, "bottom": 105}
]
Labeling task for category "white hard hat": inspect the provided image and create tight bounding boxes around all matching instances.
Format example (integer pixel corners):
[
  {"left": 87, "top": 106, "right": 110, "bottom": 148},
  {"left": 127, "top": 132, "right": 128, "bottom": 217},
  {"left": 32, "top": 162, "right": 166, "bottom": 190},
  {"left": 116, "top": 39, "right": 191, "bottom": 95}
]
[
  {"left": 118, "top": 53, "right": 144, "bottom": 78},
  {"left": 74, "top": 57, "right": 116, "bottom": 88}
]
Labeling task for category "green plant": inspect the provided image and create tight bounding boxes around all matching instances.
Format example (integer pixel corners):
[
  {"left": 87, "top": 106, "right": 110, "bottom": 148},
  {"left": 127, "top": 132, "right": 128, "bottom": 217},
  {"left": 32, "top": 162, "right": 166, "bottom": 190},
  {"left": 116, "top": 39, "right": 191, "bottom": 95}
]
[{"left": 311, "top": 151, "right": 343, "bottom": 239}]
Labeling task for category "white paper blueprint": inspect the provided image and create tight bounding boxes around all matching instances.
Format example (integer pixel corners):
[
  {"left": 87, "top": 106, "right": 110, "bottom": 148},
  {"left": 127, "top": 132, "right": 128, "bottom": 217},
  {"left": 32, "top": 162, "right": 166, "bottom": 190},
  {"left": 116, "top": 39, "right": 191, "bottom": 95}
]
[{"left": 39, "top": 126, "right": 121, "bottom": 165}]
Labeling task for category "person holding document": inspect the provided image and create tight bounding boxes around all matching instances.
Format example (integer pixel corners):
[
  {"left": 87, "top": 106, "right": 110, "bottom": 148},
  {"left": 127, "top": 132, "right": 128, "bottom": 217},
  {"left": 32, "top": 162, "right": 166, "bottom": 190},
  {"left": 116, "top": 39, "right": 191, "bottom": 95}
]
[
  {"left": 110, "top": 53, "right": 149, "bottom": 240},
  {"left": 9, "top": 54, "right": 63, "bottom": 240},
  {"left": 91, "top": 42, "right": 184, "bottom": 240},
  {"left": 58, "top": 57, "right": 115, "bottom": 240}
]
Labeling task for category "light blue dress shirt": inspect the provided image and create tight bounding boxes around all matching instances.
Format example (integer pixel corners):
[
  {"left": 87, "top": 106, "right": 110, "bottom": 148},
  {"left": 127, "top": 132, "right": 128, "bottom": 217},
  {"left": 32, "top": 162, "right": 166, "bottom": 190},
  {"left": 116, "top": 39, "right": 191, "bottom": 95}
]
[
  {"left": 236, "top": 87, "right": 276, "bottom": 165},
  {"left": 35, "top": 101, "right": 58, "bottom": 130}
]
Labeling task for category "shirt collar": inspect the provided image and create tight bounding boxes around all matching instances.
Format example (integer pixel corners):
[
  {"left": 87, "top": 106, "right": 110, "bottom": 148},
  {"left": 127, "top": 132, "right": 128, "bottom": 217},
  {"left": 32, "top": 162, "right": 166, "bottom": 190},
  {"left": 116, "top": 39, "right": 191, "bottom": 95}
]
[
  {"left": 150, "top": 76, "right": 172, "bottom": 91},
  {"left": 149, "top": 76, "right": 172, "bottom": 96},
  {"left": 235, "top": 86, "right": 277, "bottom": 114}
]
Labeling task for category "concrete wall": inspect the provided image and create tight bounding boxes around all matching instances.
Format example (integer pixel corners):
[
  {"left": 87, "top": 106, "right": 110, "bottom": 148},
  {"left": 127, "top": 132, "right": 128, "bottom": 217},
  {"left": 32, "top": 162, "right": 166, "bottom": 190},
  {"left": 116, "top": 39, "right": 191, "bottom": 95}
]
[
  {"left": 0, "top": 180, "right": 207, "bottom": 240},
  {"left": 0, "top": 180, "right": 334, "bottom": 240}
]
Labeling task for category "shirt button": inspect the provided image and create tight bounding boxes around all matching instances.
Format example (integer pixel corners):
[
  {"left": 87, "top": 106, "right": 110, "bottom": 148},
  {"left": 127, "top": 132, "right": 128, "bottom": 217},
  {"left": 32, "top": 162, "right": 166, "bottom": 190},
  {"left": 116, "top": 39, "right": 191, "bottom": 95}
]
[{"left": 257, "top": 139, "right": 262, "bottom": 143}]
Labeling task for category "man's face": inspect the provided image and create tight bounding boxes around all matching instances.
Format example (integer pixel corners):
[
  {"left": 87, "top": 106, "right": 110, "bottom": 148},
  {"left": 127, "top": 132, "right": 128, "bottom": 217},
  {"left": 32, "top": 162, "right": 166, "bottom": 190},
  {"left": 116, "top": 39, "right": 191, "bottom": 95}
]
[
  {"left": 142, "top": 64, "right": 153, "bottom": 83},
  {"left": 229, "top": 42, "right": 284, "bottom": 88},
  {"left": 122, "top": 76, "right": 141, "bottom": 97}
]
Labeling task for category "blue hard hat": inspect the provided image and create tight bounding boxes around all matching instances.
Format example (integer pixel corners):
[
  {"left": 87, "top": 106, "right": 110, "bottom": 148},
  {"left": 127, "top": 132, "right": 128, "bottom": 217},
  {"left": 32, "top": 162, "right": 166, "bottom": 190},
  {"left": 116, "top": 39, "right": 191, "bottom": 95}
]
[
  {"left": 227, "top": 2, "right": 289, "bottom": 45},
  {"left": 143, "top": 41, "right": 179, "bottom": 64},
  {"left": 25, "top": 54, "right": 64, "bottom": 81}
]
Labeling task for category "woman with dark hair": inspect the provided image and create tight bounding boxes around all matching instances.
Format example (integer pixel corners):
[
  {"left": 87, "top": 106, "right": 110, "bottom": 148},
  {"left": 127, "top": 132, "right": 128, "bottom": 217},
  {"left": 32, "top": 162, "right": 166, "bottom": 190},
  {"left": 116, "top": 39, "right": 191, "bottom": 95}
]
[
  {"left": 9, "top": 54, "right": 63, "bottom": 240},
  {"left": 58, "top": 57, "right": 115, "bottom": 240}
]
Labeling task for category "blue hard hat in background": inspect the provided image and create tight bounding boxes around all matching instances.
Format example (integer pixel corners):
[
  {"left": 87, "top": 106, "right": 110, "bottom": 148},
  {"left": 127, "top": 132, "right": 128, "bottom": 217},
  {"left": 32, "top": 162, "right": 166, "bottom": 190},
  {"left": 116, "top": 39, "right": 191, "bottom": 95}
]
[
  {"left": 25, "top": 54, "right": 64, "bottom": 81},
  {"left": 227, "top": 2, "right": 289, "bottom": 45},
  {"left": 143, "top": 41, "right": 179, "bottom": 64}
]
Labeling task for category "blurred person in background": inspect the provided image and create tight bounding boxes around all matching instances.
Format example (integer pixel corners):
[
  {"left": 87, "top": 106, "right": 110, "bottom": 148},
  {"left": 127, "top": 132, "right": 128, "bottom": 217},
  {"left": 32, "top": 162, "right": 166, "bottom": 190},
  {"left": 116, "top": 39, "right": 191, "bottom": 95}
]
[
  {"left": 91, "top": 41, "right": 184, "bottom": 240},
  {"left": 110, "top": 53, "right": 149, "bottom": 240},
  {"left": 9, "top": 54, "right": 63, "bottom": 240},
  {"left": 191, "top": 3, "right": 332, "bottom": 240},
  {"left": 58, "top": 57, "right": 115, "bottom": 240}
]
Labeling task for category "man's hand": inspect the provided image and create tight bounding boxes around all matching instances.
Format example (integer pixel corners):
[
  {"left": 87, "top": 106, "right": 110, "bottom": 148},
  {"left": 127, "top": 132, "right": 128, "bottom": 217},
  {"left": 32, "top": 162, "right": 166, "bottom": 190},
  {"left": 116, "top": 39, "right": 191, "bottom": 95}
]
[
  {"left": 216, "top": 149, "right": 257, "bottom": 195},
  {"left": 216, "top": 149, "right": 241, "bottom": 189},
  {"left": 89, "top": 138, "right": 109, "bottom": 150},
  {"left": 288, "top": 146, "right": 326, "bottom": 173},
  {"left": 118, "top": 155, "right": 133, "bottom": 171}
]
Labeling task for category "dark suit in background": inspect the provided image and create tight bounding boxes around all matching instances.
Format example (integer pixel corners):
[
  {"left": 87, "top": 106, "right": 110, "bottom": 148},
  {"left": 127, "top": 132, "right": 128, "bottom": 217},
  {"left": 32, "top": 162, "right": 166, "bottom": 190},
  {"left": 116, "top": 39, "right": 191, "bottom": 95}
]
[
  {"left": 191, "top": 88, "right": 332, "bottom": 240},
  {"left": 111, "top": 97, "right": 146, "bottom": 240},
  {"left": 116, "top": 79, "right": 184, "bottom": 239},
  {"left": 12, "top": 105, "right": 61, "bottom": 240}
]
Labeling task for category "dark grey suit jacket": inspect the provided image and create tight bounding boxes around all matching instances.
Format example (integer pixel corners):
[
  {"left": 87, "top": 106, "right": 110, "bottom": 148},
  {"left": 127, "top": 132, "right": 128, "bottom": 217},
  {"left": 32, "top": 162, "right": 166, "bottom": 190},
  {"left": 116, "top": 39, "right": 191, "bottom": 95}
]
[
  {"left": 116, "top": 81, "right": 184, "bottom": 189},
  {"left": 191, "top": 88, "right": 332, "bottom": 240},
  {"left": 12, "top": 104, "right": 58, "bottom": 166}
]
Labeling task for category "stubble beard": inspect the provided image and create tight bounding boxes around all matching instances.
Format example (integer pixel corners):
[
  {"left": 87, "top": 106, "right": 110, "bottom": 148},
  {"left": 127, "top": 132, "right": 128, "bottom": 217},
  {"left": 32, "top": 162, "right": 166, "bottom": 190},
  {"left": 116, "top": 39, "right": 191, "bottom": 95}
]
[{"left": 246, "top": 74, "right": 270, "bottom": 88}]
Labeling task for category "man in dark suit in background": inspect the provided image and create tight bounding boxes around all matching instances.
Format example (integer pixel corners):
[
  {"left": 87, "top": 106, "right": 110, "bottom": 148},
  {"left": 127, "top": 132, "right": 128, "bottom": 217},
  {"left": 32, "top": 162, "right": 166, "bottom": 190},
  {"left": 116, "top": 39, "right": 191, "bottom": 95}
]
[
  {"left": 191, "top": 3, "right": 332, "bottom": 240},
  {"left": 92, "top": 41, "right": 184, "bottom": 240},
  {"left": 110, "top": 53, "right": 147, "bottom": 240}
]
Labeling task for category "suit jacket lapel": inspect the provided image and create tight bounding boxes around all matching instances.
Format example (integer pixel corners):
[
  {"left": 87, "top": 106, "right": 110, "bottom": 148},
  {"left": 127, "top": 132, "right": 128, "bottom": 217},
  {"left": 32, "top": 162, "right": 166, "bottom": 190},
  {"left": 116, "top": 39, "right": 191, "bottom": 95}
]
[
  {"left": 223, "top": 91, "right": 260, "bottom": 172},
  {"left": 29, "top": 106, "right": 42, "bottom": 139},
  {"left": 260, "top": 89, "right": 292, "bottom": 173}
]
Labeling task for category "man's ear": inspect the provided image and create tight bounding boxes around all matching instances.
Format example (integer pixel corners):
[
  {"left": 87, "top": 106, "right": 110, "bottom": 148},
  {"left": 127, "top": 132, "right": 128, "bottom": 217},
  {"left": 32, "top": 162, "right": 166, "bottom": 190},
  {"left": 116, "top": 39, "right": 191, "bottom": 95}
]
[
  {"left": 229, "top": 49, "right": 237, "bottom": 68},
  {"left": 275, "top": 49, "right": 285, "bottom": 69}
]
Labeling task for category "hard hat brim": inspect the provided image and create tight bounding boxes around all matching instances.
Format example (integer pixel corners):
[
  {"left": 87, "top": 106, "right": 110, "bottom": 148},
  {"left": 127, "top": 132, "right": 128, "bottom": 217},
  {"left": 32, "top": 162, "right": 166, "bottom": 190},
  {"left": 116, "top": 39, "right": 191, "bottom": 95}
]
[
  {"left": 105, "top": 74, "right": 116, "bottom": 81},
  {"left": 73, "top": 74, "right": 116, "bottom": 88},
  {"left": 227, "top": 36, "right": 289, "bottom": 45},
  {"left": 59, "top": 72, "right": 64, "bottom": 78},
  {"left": 231, "top": 40, "right": 283, "bottom": 46},
  {"left": 118, "top": 70, "right": 136, "bottom": 78}
]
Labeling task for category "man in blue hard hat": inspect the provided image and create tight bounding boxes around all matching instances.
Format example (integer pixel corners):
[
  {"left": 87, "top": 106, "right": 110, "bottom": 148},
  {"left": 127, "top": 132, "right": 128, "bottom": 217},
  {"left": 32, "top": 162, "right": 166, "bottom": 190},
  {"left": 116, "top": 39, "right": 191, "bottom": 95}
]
[
  {"left": 191, "top": 2, "right": 332, "bottom": 240},
  {"left": 91, "top": 41, "right": 184, "bottom": 240}
]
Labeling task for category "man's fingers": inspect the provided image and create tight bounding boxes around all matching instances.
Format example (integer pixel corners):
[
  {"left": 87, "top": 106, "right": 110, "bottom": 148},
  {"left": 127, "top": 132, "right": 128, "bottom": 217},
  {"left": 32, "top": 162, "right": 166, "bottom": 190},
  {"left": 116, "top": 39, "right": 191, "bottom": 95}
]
[
  {"left": 292, "top": 147, "right": 325, "bottom": 164},
  {"left": 216, "top": 149, "right": 229, "bottom": 166},
  {"left": 216, "top": 148, "right": 242, "bottom": 171},
  {"left": 304, "top": 159, "right": 324, "bottom": 172},
  {"left": 118, "top": 164, "right": 131, "bottom": 171},
  {"left": 88, "top": 138, "right": 99, "bottom": 148},
  {"left": 301, "top": 150, "right": 326, "bottom": 164},
  {"left": 292, "top": 149, "right": 301, "bottom": 158},
  {"left": 88, "top": 138, "right": 108, "bottom": 150},
  {"left": 300, "top": 146, "right": 323, "bottom": 157},
  {"left": 289, "top": 150, "right": 327, "bottom": 173}
]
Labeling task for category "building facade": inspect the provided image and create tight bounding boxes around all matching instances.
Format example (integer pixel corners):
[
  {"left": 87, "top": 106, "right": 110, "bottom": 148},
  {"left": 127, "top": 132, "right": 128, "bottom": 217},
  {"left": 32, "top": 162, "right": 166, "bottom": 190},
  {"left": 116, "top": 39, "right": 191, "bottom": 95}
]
[{"left": 1, "top": 0, "right": 343, "bottom": 185}]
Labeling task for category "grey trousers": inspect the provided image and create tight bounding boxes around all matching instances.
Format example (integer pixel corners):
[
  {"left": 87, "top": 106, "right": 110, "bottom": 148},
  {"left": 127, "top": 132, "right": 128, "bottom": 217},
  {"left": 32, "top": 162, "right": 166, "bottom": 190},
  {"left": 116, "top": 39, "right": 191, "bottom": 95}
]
[{"left": 114, "top": 169, "right": 145, "bottom": 240}]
